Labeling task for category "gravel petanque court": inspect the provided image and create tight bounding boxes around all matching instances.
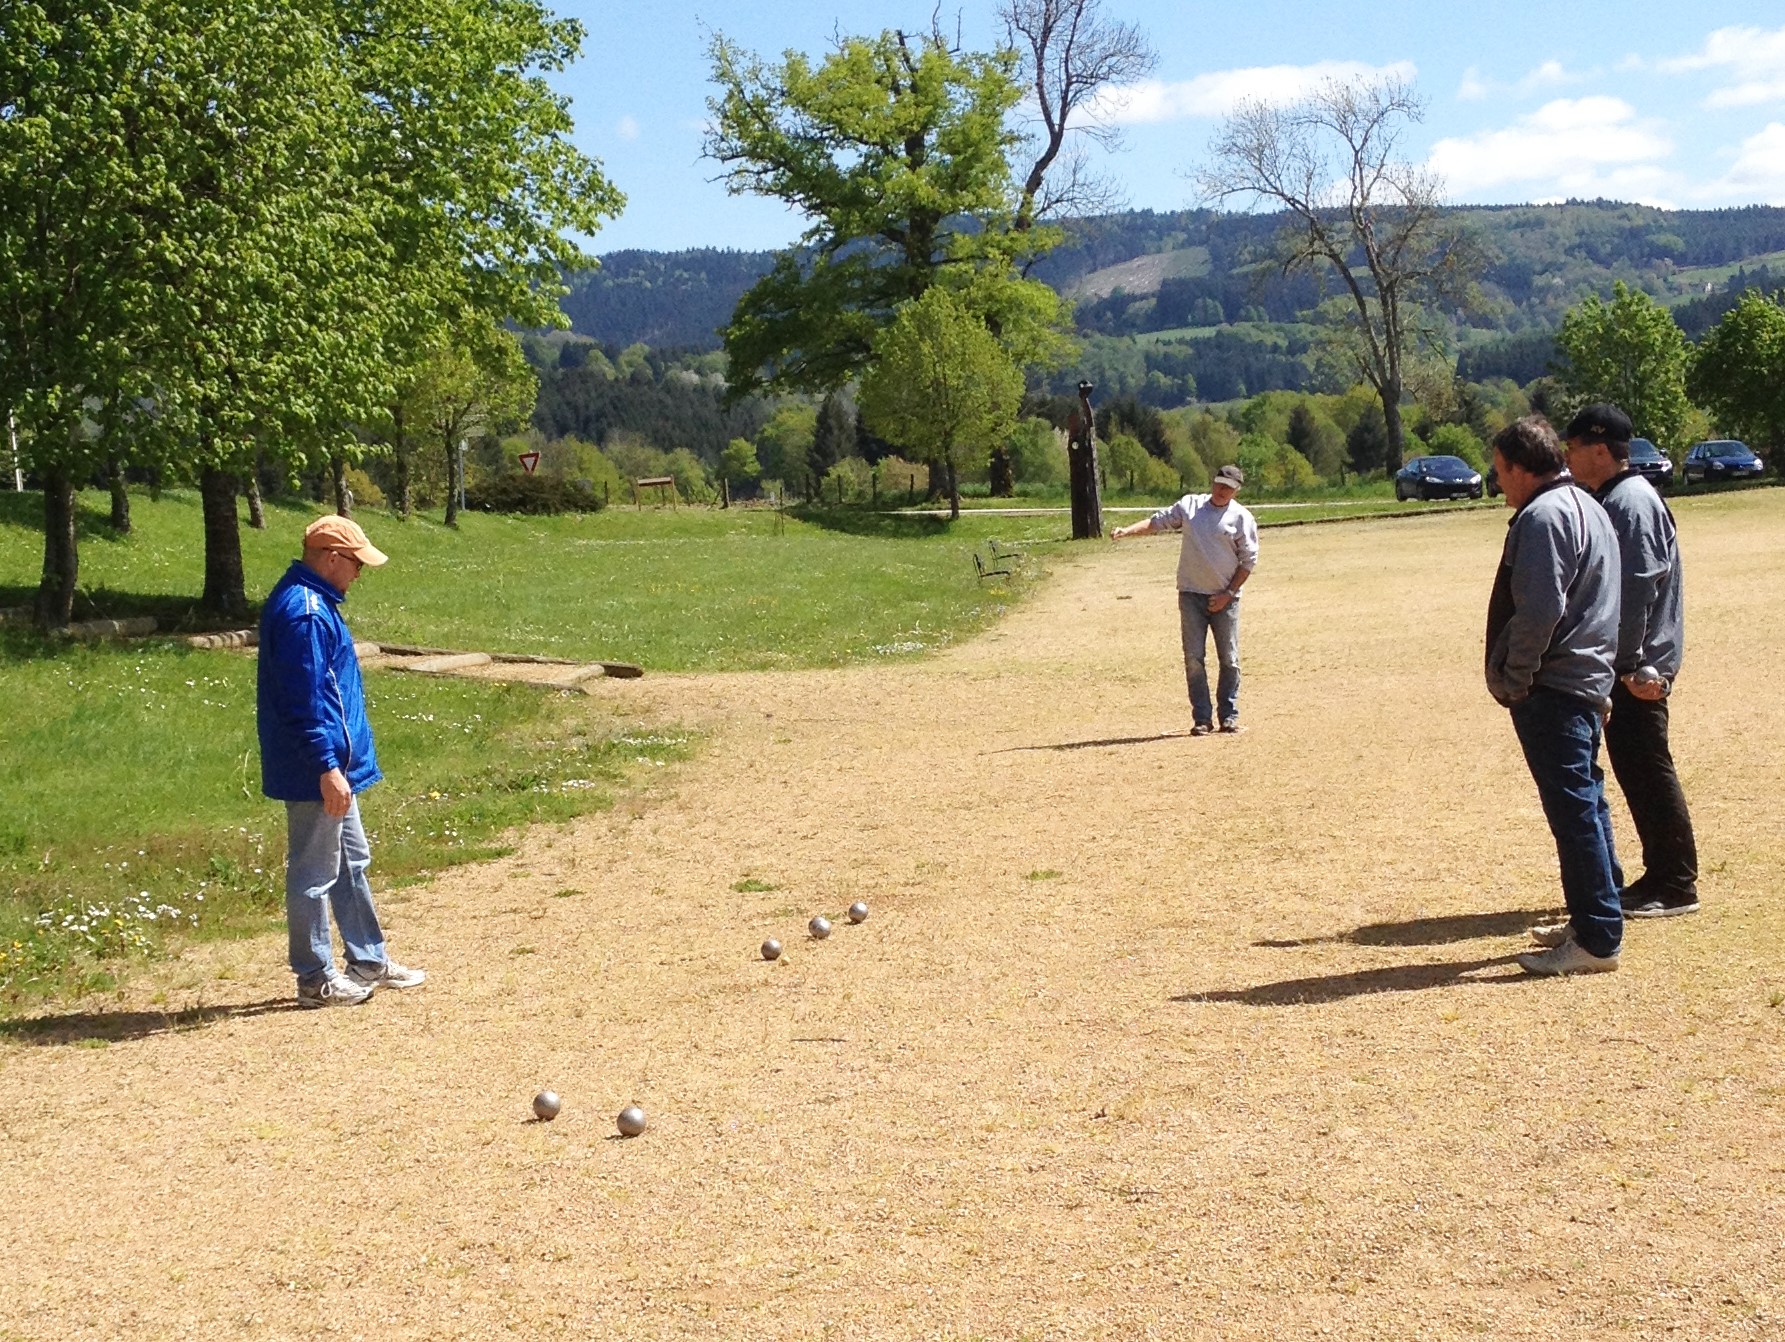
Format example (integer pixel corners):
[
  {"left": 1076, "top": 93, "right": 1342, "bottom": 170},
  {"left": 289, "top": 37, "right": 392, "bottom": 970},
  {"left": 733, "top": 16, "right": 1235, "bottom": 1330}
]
[{"left": 3, "top": 496, "right": 1782, "bottom": 1341}]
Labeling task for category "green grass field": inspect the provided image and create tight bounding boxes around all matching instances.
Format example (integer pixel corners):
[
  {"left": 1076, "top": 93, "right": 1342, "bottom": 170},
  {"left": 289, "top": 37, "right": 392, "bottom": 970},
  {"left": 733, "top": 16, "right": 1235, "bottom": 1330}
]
[
  {"left": 0, "top": 488, "right": 1065, "bottom": 1008},
  {"left": 0, "top": 490, "right": 1052, "bottom": 670}
]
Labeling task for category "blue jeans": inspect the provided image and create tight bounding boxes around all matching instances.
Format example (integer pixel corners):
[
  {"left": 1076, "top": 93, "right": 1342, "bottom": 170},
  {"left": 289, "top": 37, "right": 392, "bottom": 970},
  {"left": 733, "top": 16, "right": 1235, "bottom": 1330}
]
[
  {"left": 1178, "top": 591, "right": 1241, "bottom": 726},
  {"left": 1510, "top": 689, "right": 1624, "bottom": 958},
  {"left": 285, "top": 799, "right": 387, "bottom": 986}
]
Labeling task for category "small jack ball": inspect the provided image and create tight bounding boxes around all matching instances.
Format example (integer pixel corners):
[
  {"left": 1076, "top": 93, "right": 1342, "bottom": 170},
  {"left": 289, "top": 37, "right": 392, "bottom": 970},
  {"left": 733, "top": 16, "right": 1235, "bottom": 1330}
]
[
  {"left": 761, "top": 938, "right": 782, "bottom": 961},
  {"left": 809, "top": 916, "right": 832, "bottom": 939},
  {"left": 616, "top": 1105, "right": 647, "bottom": 1137},
  {"left": 533, "top": 1091, "right": 562, "bottom": 1121},
  {"left": 847, "top": 901, "right": 869, "bottom": 923}
]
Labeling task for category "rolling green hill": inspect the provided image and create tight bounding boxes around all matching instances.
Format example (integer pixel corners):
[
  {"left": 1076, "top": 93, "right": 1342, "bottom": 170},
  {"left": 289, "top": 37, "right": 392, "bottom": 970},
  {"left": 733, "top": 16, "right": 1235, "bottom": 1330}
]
[{"left": 557, "top": 201, "right": 1785, "bottom": 404}]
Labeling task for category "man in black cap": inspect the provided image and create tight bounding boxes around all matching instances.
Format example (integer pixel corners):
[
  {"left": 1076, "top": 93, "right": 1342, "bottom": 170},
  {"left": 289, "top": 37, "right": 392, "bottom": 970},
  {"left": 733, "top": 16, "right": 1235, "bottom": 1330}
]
[{"left": 1549, "top": 403, "right": 1700, "bottom": 921}]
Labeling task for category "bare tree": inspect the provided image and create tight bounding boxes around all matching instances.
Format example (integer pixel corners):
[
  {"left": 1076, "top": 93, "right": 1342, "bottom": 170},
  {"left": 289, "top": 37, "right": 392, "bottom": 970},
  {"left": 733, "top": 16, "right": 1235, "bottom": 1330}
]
[
  {"left": 1001, "top": 0, "right": 1155, "bottom": 231},
  {"left": 1198, "top": 77, "right": 1485, "bottom": 470}
]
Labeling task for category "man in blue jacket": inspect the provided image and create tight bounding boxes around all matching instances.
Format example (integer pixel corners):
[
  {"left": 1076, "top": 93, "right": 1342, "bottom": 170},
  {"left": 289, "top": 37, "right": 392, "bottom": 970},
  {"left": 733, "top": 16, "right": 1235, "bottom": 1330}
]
[
  {"left": 259, "top": 515, "right": 426, "bottom": 1007},
  {"left": 1484, "top": 418, "right": 1624, "bottom": 976}
]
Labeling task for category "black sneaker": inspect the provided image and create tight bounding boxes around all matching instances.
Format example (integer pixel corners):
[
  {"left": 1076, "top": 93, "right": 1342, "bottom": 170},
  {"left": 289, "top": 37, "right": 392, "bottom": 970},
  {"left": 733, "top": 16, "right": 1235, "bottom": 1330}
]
[
  {"left": 1218, "top": 720, "right": 1245, "bottom": 734},
  {"left": 1190, "top": 722, "right": 1214, "bottom": 737},
  {"left": 1623, "top": 890, "right": 1700, "bottom": 918}
]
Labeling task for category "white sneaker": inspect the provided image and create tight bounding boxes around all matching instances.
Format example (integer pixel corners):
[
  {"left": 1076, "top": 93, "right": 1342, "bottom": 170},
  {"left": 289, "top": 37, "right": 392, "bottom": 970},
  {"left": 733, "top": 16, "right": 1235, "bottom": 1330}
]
[
  {"left": 1527, "top": 921, "right": 1573, "bottom": 949},
  {"left": 1516, "top": 940, "right": 1619, "bottom": 976},
  {"left": 346, "top": 959, "right": 427, "bottom": 990},
  {"left": 297, "top": 974, "right": 375, "bottom": 1008}
]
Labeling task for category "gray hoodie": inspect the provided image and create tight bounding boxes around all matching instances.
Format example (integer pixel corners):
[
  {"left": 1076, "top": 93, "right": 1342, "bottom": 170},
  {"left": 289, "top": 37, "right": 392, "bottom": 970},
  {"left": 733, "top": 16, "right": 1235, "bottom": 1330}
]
[
  {"left": 1595, "top": 471, "right": 1684, "bottom": 679},
  {"left": 1484, "top": 478, "right": 1620, "bottom": 707}
]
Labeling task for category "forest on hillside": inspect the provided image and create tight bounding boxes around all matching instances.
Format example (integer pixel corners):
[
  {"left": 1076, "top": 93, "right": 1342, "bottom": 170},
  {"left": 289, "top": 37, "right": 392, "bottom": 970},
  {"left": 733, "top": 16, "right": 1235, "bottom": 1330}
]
[{"left": 554, "top": 202, "right": 1785, "bottom": 407}]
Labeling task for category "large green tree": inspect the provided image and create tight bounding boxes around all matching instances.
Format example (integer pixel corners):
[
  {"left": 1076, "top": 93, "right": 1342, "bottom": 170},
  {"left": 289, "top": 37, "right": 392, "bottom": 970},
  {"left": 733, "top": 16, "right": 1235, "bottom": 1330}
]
[
  {"left": 858, "top": 288, "right": 1024, "bottom": 519},
  {"left": 1554, "top": 281, "right": 1692, "bottom": 452},
  {"left": 0, "top": 0, "right": 622, "bottom": 627},
  {"left": 1687, "top": 289, "right": 1785, "bottom": 461},
  {"left": 704, "top": 26, "right": 1069, "bottom": 399}
]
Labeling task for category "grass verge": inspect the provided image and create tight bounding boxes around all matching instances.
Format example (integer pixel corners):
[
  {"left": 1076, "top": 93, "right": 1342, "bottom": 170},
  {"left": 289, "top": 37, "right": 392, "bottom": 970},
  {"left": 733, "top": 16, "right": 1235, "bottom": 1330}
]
[{"left": 0, "top": 626, "right": 691, "bottom": 1012}]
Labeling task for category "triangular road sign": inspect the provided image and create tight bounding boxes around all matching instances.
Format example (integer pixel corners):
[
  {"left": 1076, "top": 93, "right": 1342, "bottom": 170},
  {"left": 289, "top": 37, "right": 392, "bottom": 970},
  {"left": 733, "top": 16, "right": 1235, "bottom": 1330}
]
[{"left": 518, "top": 451, "right": 541, "bottom": 475}]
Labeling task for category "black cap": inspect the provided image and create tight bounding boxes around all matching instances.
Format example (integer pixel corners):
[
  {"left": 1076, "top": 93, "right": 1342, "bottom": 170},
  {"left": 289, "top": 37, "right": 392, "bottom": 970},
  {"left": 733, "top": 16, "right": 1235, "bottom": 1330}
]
[
  {"left": 1563, "top": 403, "right": 1634, "bottom": 447},
  {"left": 1214, "top": 463, "right": 1244, "bottom": 488}
]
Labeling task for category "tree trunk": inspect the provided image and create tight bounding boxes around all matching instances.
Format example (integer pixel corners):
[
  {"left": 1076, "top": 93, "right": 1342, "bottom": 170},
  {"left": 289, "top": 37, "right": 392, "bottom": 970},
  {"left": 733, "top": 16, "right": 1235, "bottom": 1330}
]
[
  {"left": 245, "top": 455, "right": 265, "bottom": 530},
  {"left": 391, "top": 407, "right": 412, "bottom": 519},
  {"left": 106, "top": 455, "right": 131, "bottom": 533},
  {"left": 443, "top": 435, "right": 461, "bottom": 527},
  {"left": 330, "top": 454, "right": 350, "bottom": 517},
  {"left": 199, "top": 465, "right": 247, "bottom": 618},
  {"left": 946, "top": 458, "right": 960, "bottom": 521},
  {"left": 926, "top": 460, "right": 946, "bottom": 501},
  {"left": 35, "top": 462, "right": 78, "bottom": 630},
  {"left": 1382, "top": 388, "right": 1406, "bottom": 474},
  {"left": 988, "top": 445, "right": 1015, "bottom": 497}
]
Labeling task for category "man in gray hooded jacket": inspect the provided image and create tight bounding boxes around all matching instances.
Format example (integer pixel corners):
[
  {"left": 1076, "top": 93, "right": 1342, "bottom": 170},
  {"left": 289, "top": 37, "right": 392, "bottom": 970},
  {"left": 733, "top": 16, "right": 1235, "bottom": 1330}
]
[
  {"left": 1484, "top": 417, "right": 1624, "bottom": 975},
  {"left": 1562, "top": 403, "right": 1699, "bottom": 919}
]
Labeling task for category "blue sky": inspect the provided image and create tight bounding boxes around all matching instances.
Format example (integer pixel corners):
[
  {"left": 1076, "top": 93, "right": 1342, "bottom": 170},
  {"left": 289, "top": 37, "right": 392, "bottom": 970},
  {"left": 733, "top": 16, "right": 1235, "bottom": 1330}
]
[{"left": 549, "top": 1, "right": 1785, "bottom": 254}]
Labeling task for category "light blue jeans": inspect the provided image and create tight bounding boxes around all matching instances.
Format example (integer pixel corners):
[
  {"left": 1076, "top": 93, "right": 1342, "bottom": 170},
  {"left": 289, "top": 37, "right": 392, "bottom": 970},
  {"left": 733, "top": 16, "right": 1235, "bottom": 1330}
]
[
  {"left": 285, "top": 799, "right": 387, "bottom": 986},
  {"left": 1178, "top": 590, "right": 1241, "bottom": 726}
]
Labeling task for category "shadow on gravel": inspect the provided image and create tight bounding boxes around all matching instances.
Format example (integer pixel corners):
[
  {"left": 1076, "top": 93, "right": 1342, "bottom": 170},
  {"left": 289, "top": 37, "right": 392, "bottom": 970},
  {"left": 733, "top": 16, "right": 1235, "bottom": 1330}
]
[
  {"left": 1255, "top": 909, "right": 1559, "bottom": 949},
  {"left": 1176, "top": 955, "right": 1526, "bottom": 1007},
  {"left": 992, "top": 730, "right": 1197, "bottom": 753},
  {"left": 0, "top": 998, "right": 302, "bottom": 1046}
]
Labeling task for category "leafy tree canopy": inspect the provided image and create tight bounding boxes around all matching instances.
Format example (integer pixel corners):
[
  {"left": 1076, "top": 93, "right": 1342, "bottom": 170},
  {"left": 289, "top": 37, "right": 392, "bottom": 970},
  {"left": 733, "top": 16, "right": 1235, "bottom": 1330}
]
[
  {"left": 1554, "top": 281, "right": 1691, "bottom": 451},
  {"left": 1687, "top": 289, "right": 1785, "bottom": 458},
  {"left": 705, "top": 26, "right": 1070, "bottom": 398}
]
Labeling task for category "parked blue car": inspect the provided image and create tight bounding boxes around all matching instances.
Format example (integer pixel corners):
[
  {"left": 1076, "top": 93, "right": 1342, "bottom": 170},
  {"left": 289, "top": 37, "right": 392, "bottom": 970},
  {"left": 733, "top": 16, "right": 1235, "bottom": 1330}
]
[{"left": 1682, "top": 439, "right": 1764, "bottom": 484}]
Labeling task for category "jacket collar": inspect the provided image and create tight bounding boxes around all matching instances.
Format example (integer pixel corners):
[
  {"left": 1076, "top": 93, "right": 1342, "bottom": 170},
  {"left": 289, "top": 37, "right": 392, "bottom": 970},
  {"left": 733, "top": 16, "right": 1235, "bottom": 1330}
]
[
  {"left": 1593, "top": 468, "right": 1643, "bottom": 502},
  {"left": 1509, "top": 473, "right": 1575, "bottom": 524},
  {"left": 284, "top": 559, "right": 345, "bottom": 607}
]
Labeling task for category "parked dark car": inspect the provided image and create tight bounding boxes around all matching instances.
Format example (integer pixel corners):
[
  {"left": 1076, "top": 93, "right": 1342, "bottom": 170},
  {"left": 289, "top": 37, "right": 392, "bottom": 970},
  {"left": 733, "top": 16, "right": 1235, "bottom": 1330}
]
[
  {"left": 1682, "top": 439, "right": 1764, "bottom": 484},
  {"left": 1627, "top": 437, "right": 1674, "bottom": 489},
  {"left": 1395, "top": 454, "right": 1484, "bottom": 501}
]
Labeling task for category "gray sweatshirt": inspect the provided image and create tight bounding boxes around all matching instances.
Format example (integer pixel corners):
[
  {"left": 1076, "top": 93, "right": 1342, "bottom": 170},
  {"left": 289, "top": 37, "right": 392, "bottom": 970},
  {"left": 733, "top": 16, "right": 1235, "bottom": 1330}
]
[
  {"left": 1484, "top": 478, "right": 1620, "bottom": 707},
  {"left": 1148, "top": 493, "right": 1260, "bottom": 594},
  {"left": 1595, "top": 471, "right": 1684, "bottom": 679}
]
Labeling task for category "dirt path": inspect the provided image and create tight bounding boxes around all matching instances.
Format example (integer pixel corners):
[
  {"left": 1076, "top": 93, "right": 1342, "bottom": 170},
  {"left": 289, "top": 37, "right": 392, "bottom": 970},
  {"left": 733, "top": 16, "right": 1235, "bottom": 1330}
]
[{"left": 4, "top": 504, "right": 1783, "bottom": 1341}]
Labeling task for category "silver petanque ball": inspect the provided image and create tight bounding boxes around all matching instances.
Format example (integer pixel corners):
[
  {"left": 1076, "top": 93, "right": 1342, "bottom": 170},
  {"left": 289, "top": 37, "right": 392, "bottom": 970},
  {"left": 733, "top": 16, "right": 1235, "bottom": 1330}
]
[
  {"left": 847, "top": 901, "right": 869, "bottom": 924},
  {"left": 616, "top": 1105, "right": 647, "bottom": 1138},
  {"left": 532, "top": 1090, "right": 562, "bottom": 1121},
  {"left": 761, "top": 938, "right": 783, "bottom": 961},
  {"left": 809, "top": 916, "right": 832, "bottom": 940}
]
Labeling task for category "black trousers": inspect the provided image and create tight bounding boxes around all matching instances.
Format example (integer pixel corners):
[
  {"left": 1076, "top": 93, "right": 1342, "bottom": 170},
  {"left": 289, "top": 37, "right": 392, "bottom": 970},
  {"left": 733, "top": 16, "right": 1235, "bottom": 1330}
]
[{"left": 1603, "top": 681, "right": 1699, "bottom": 897}]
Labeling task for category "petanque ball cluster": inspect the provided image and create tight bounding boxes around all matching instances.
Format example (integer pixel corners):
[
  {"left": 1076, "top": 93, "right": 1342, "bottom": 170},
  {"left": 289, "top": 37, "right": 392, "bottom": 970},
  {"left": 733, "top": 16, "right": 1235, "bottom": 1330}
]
[{"left": 530, "top": 902, "right": 875, "bottom": 1132}]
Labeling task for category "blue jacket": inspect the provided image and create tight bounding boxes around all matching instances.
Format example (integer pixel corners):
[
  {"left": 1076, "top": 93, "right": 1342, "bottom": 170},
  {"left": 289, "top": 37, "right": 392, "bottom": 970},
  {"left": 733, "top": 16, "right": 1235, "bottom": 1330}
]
[{"left": 257, "top": 561, "right": 382, "bottom": 802}]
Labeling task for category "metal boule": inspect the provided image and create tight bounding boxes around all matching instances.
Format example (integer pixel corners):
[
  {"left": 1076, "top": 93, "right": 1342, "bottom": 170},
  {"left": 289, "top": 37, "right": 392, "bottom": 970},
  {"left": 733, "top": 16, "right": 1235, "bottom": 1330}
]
[
  {"left": 616, "top": 1105, "right": 647, "bottom": 1137},
  {"left": 532, "top": 1090, "right": 562, "bottom": 1121},
  {"left": 809, "top": 916, "right": 832, "bottom": 940},
  {"left": 847, "top": 901, "right": 869, "bottom": 924},
  {"left": 761, "top": 938, "right": 782, "bottom": 961}
]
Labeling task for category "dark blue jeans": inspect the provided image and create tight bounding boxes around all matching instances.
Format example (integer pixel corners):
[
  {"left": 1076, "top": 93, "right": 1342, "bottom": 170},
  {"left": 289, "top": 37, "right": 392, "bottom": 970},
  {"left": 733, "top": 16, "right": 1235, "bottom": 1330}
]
[
  {"left": 1177, "top": 591, "right": 1241, "bottom": 726},
  {"left": 1510, "top": 688, "right": 1624, "bottom": 958}
]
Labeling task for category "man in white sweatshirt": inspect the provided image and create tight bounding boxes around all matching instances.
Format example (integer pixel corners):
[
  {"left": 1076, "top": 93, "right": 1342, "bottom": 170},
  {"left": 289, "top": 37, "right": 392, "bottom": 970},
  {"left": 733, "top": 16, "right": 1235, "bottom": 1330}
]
[{"left": 1112, "top": 464, "right": 1261, "bottom": 734}]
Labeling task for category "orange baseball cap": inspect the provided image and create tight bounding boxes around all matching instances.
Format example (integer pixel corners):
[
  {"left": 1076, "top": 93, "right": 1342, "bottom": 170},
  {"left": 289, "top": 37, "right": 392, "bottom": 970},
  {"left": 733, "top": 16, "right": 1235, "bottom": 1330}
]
[{"left": 303, "top": 514, "right": 389, "bottom": 566}]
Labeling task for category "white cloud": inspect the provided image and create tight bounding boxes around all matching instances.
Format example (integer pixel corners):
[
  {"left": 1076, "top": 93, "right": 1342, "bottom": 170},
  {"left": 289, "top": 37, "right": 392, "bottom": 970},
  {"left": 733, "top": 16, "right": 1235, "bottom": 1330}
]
[
  {"left": 1659, "top": 24, "right": 1785, "bottom": 106},
  {"left": 1454, "top": 59, "right": 1579, "bottom": 105},
  {"left": 617, "top": 115, "right": 640, "bottom": 141},
  {"left": 1520, "top": 60, "right": 1572, "bottom": 93},
  {"left": 1704, "top": 122, "right": 1785, "bottom": 199},
  {"left": 1458, "top": 66, "right": 1491, "bottom": 102},
  {"left": 1428, "top": 97, "right": 1673, "bottom": 198},
  {"left": 1094, "top": 59, "right": 1416, "bottom": 125}
]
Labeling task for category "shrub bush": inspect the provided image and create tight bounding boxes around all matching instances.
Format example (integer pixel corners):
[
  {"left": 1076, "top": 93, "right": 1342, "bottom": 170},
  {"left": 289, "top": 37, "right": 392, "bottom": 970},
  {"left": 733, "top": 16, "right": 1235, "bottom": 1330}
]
[{"left": 465, "top": 473, "right": 605, "bottom": 515}]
